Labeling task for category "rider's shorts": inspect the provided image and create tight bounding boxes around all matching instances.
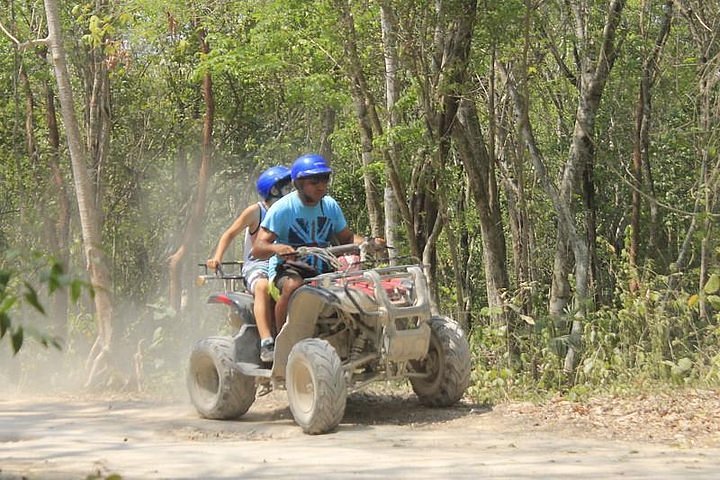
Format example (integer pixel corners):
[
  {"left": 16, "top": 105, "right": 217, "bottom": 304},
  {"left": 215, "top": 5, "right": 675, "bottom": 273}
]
[
  {"left": 269, "top": 268, "right": 303, "bottom": 302},
  {"left": 242, "top": 259, "right": 269, "bottom": 295}
]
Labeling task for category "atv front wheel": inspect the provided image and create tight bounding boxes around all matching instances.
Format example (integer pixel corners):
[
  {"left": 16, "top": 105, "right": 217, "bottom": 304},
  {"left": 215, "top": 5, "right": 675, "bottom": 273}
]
[
  {"left": 187, "top": 336, "right": 256, "bottom": 419},
  {"left": 410, "top": 316, "right": 471, "bottom": 407},
  {"left": 286, "top": 338, "right": 346, "bottom": 434}
]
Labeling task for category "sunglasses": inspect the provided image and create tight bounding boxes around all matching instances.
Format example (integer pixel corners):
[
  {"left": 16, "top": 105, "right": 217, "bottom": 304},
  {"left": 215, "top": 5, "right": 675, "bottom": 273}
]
[{"left": 305, "top": 173, "right": 331, "bottom": 185}]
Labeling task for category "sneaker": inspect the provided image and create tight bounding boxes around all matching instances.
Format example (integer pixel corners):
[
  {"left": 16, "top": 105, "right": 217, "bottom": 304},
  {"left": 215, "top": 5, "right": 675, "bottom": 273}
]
[{"left": 260, "top": 341, "right": 275, "bottom": 363}]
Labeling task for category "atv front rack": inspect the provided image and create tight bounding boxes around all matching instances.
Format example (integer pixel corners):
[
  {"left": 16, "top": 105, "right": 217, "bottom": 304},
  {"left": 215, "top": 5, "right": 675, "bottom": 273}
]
[{"left": 311, "top": 264, "right": 432, "bottom": 362}]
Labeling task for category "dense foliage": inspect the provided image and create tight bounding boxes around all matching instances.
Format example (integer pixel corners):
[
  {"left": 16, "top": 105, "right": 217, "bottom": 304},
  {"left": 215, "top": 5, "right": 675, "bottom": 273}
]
[{"left": 2, "top": 0, "right": 720, "bottom": 399}]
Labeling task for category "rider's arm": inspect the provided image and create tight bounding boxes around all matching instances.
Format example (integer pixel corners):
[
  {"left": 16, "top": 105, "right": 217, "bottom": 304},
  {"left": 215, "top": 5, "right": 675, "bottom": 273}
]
[
  {"left": 335, "top": 227, "right": 363, "bottom": 246},
  {"left": 252, "top": 227, "right": 296, "bottom": 259},
  {"left": 207, "top": 203, "right": 259, "bottom": 269},
  {"left": 337, "top": 227, "right": 386, "bottom": 251}
]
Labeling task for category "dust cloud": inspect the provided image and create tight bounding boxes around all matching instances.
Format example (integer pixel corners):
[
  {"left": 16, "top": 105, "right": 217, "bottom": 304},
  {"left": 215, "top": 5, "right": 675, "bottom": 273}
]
[{"left": 1, "top": 167, "right": 261, "bottom": 402}]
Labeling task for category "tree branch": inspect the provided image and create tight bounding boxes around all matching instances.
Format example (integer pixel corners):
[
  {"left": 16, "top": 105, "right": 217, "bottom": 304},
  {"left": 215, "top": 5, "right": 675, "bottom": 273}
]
[
  {"left": 0, "top": 21, "right": 49, "bottom": 51},
  {"left": 538, "top": 24, "right": 578, "bottom": 87}
]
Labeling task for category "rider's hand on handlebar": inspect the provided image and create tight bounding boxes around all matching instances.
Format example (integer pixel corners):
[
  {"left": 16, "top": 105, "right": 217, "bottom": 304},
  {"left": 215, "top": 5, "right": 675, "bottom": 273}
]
[
  {"left": 206, "top": 258, "right": 220, "bottom": 271},
  {"left": 362, "top": 236, "right": 386, "bottom": 253},
  {"left": 276, "top": 244, "right": 297, "bottom": 259}
]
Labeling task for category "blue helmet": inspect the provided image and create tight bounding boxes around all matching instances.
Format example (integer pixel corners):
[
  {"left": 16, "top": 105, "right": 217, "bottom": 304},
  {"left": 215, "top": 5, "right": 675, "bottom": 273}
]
[
  {"left": 291, "top": 153, "right": 332, "bottom": 181},
  {"left": 256, "top": 165, "right": 291, "bottom": 199}
]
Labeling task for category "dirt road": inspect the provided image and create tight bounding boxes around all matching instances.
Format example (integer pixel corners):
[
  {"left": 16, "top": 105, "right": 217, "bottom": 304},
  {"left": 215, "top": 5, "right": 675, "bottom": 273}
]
[{"left": 2, "top": 389, "right": 720, "bottom": 479}]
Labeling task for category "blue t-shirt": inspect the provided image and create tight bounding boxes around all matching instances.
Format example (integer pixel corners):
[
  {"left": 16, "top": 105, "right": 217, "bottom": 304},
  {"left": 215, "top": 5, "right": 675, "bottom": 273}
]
[{"left": 261, "top": 191, "right": 348, "bottom": 279}]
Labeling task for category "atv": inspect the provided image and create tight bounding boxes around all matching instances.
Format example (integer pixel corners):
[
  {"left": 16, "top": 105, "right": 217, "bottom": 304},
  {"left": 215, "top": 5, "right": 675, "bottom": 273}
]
[{"left": 187, "top": 244, "right": 472, "bottom": 434}]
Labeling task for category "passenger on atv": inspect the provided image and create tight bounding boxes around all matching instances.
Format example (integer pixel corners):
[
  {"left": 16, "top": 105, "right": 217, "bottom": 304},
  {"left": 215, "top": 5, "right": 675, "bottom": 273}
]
[{"left": 207, "top": 165, "right": 292, "bottom": 363}]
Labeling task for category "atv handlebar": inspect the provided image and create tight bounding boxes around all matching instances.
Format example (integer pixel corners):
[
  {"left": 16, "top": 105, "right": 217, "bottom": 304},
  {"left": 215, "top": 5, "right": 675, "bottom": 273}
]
[
  {"left": 294, "top": 243, "right": 359, "bottom": 257},
  {"left": 294, "top": 240, "right": 385, "bottom": 259},
  {"left": 293, "top": 244, "right": 362, "bottom": 271}
]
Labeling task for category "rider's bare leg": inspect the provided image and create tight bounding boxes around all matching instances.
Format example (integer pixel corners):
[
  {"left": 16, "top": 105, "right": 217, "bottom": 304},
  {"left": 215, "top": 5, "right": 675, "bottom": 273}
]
[
  {"left": 275, "top": 274, "right": 304, "bottom": 332},
  {"left": 253, "top": 278, "right": 273, "bottom": 340}
]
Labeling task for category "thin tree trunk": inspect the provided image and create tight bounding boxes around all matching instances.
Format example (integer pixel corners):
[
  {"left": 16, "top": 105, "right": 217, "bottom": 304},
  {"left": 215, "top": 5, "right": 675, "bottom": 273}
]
[
  {"left": 629, "top": 86, "right": 643, "bottom": 271},
  {"left": 678, "top": 0, "right": 720, "bottom": 317},
  {"left": 422, "top": 213, "right": 442, "bottom": 316},
  {"left": 168, "top": 27, "right": 213, "bottom": 312},
  {"left": 379, "top": 3, "right": 441, "bottom": 262},
  {"left": 499, "top": 60, "right": 587, "bottom": 372},
  {"left": 698, "top": 79, "right": 714, "bottom": 320},
  {"left": 43, "top": 0, "right": 114, "bottom": 386},
  {"left": 20, "top": 62, "right": 67, "bottom": 331},
  {"left": 442, "top": 184, "right": 470, "bottom": 330},
  {"left": 319, "top": 106, "right": 335, "bottom": 161},
  {"left": 42, "top": 62, "right": 71, "bottom": 330},
  {"left": 19, "top": 65, "right": 38, "bottom": 167},
  {"left": 380, "top": 1, "right": 400, "bottom": 263},
  {"left": 630, "top": 0, "right": 673, "bottom": 272},
  {"left": 541, "top": 0, "right": 626, "bottom": 372},
  {"left": 454, "top": 99, "right": 510, "bottom": 314},
  {"left": 438, "top": 0, "right": 511, "bottom": 328},
  {"left": 417, "top": 0, "right": 477, "bottom": 311},
  {"left": 335, "top": 0, "right": 383, "bottom": 237},
  {"left": 86, "top": 46, "right": 112, "bottom": 217},
  {"left": 583, "top": 152, "right": 599, "bottom": 301}
]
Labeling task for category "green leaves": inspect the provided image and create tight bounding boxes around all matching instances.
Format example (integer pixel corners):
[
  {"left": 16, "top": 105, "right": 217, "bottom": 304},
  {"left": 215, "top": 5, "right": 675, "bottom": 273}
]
[
  {"left": 11, "top": 328, "right": 23, "bottom": 354},
  {"left": 23, "top": 283, "right": 45, "bottom": 315},
  {"left": 688, "top": 275, "right": 720, "bottom": 309},
  {"left": 0, "top": 255, "right": 91, "bottom": 355},
  {"left": 704, "top": 274, "right": 720, "bottom": 294},
  {"left": 0, "top": 312, "right": 10, "bottom": 339},
  {"left": 663, "top": 357, "right": 694, "bottom": 381},
  {"left": 0, "top": 270, "right": 9, "bottom": 294}
]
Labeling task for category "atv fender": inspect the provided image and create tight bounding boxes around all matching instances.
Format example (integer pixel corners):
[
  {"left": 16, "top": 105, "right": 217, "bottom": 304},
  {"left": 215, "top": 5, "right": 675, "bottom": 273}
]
[
  {"left": 208, "top": 291, "right": 255, "bottom": 325},
  {"left": 270, "top": 285, "right": 338, "bottom": 379},
  {"left": 233, "top": 323, "right": 261, "bottom": 364}
]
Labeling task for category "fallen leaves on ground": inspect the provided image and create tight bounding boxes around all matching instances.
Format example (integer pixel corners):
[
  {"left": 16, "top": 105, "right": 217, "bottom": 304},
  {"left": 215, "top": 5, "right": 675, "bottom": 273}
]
[{"left": 498, "top": 388, "right": 720, "bottom": 447}]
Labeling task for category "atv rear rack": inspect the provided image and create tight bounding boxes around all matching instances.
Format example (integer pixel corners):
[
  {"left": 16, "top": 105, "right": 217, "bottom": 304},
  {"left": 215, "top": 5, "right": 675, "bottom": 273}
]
[{"left": 196, "top": 261, "right": 246, "bottom": 292}]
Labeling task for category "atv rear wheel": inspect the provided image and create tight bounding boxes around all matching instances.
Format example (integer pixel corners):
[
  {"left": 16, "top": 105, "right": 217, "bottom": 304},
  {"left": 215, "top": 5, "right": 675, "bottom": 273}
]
[
  {"left": 286, "top": 338, "right": 346, "bottom": 434},
  {"left": 187, "top": 336, "right": 256, "bottom": 419},
  {"left": 410, "top": 316, "right": 471, "bottom": 407}
]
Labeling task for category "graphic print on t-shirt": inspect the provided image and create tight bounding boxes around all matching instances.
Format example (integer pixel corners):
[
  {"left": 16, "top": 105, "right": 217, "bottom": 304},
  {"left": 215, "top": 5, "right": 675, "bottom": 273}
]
[{"left": 289, "top": 216, "right": 334, "bottom": 272}]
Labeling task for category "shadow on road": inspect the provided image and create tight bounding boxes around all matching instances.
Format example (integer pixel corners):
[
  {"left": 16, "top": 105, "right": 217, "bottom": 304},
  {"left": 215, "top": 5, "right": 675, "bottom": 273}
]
[
  {"left": 236, "top": 388, "right": 492, "bottom": 429},
  {"left": 343, "top": 392, "right": 491, "bottom": 426}
]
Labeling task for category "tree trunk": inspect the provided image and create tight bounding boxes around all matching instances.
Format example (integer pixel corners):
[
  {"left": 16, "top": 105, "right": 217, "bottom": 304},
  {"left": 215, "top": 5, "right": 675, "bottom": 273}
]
[
  {"left": 497, "top": 112, "right": 535, "bottom": 311},
  {"left": 630, "top": 0, "right": 673, "bottom": 273},
  {"left": 380, "top": 1, "right": 400, "bottom": 263},
  {"left": 85, "top": 43, "right": 112, "bottom": 217},
  {"left": 42, "top": 62, "right": 71, "bottom": 330},
  {"left": 628, "top": 86, "right": 649, "bottom": 272},
  {"left": 419, "top": 0, "right": 477, "bottom": 311},
  {"left": 43, "top": 0, "right": 114, "bottom": 386},
  {"left": 442, "top": 185, "right": 471, "bottom": 330},
  {"left": 454, "top": 99, "right": 510, "bottom": 315},
  {"left": 335, "top": 0, "right": 383, "bottom": 237},
  {"left": 319, "top": 106, "right": 336, "bottom": 162},
  {"left": 560, "top": 0, "right": 625, "bottom": 372},
  {"left": 20, "top": 61, "right": 68, "bottom": 331},
  {"left": 678, "top": 0, "right": 720, "bottom": 317},
  {"left": 435, "top": 0, "right": 511, "bottom": 325},
  {"left": 499, "top": 52, "right": 596, "bottom": 373},
  {"left": 168, "top": 27, "right": 213, "bottom": 313}
]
